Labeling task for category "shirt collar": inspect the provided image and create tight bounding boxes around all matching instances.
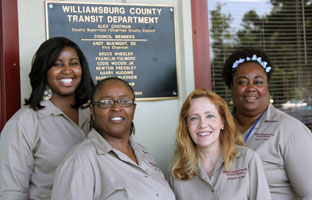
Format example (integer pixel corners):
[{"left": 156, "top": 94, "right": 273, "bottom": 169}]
[
  {"left": 88, "top": 129, "right": 113, "bottom": 155},
  {"left": 245, "top": 104, "right": 278, "bottom": 131},
  {"left": 88, "top": 129, "right": 149, "bottom": 161},
  {"left": 198, "top": 145, "right": 246, "bottom": 179},
  {"left": 37, "top": 100, "right": 63, "bottom": 118},
  {"left": 37, "top": 100, "right": 90, "bottom": 126},
  {"left": 263, "top": 104, "right": 279, "bottom": 122},
  {"left": 130, "top": 140, "right": 149, "bottom": 163},
  {"left": 197, "top": 153, "right": 224, "bottom": 181},
  {"left": 78, "top": 106, "right": 91, "bottom": 128}
]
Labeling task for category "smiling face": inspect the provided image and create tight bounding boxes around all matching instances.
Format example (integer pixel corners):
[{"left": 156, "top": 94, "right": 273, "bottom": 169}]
[
  {"left": 232, "top": 62, "right": 270, "bottom": 117},
  {"left": 46, "top": 46, "right": 82, "bottom": 99},
  {"left": 187, "top": 97, "right": 224, "bottom": 150},
  {"left": 91, "top": 80, "right": 136, "bottom": 140}
]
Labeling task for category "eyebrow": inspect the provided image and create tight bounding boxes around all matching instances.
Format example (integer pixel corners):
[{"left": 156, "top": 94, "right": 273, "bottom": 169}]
[
  {"left": 254, "top": 75, "right": 265, "bottom": 79},
  {"left": 55, "top": 57, "right": 79, "bottom": 61},
  {"left": 236, "top": 75, "right": 265, "bottom": 80},
  {"left": 188, "top": 110, "right": 216, "bottom": 116}
]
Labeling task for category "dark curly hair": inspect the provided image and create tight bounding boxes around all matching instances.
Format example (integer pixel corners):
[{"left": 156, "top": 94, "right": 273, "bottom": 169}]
[
  {"left": 25, "top": 37, "right": 94, "bottom": 110},
  {"left": 222, "top": 47, "right": 273, "bottom": 89}
]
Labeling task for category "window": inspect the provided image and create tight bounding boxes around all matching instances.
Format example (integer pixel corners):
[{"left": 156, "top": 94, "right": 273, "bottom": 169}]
[{"left": 208, "top": 0, "right": 312, "bottom": 130}]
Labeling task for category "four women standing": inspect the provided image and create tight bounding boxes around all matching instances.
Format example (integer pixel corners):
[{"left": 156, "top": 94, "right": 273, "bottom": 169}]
[{"left": 1, "top": 40, "right": 310, "bottom": 200}]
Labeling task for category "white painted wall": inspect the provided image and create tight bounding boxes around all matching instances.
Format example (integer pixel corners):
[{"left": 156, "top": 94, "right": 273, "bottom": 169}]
[{"left": 18, "top": 0, "right": 195, "bottom": 173}]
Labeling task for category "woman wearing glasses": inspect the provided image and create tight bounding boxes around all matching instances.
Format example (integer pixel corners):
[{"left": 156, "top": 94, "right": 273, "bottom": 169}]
[{"left": 51, "top": 77, "right": 175, "bottom": 200}]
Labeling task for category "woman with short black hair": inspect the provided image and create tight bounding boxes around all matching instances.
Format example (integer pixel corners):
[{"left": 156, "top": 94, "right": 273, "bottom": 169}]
[{"left": 51, "top": 77, "right": 175, "bottom": 200}]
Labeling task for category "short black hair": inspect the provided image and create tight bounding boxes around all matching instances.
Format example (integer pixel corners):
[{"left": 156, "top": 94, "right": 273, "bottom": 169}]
[
  {"left": 25, "top": 37, "right": 94, "bottom": 110},
  {"left": 90, "top": 77, "right": 136, "bottom": 133},
  {"left": 222, "top": 47, "right": 273, "bottom": 89},
  {"left": 91, "top": 77, "right": 135, "bottom": 104}
]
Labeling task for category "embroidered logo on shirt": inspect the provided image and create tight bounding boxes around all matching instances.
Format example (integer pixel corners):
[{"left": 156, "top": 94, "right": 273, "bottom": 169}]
[
  {"left": 223, "top": 168, "right": 247, "bottom": 180},
  {"left": 254, "top": 133, "right": 274, "bottom": 141}
]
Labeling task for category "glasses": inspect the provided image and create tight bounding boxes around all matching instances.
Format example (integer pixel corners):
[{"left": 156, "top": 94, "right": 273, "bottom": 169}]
[{"left": 93, "top": 99, "right": 135, "bottom": 108}]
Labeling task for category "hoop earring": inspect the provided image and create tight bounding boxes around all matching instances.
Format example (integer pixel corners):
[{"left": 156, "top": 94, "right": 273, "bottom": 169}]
[
  {"left": 130, "top": 122, "right": 136, "bottom": 135},
  {"left": 42, "top": 85, "right": 52, "bottom": 101}
]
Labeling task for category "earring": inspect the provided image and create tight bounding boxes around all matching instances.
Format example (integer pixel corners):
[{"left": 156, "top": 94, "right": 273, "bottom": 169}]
[
  {"left": 229, "top": 99, "right": 233, "bottom": 105},
  {"left": 130, "top": 122, "right": 136, "bottom": 135},
  {"left": 221, "top": 127, "right": 224, "bottom": 131},
  {"left": 42, "top": 85, "right": 52, "bottom": 101}
]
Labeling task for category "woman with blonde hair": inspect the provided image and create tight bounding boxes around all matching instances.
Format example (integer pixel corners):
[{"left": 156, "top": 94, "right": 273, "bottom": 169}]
[{"left": 169, "top": 89, "right": 271, "bottom": 200}]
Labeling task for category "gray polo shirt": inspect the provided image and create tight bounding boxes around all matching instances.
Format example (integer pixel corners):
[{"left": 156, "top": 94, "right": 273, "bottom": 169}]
[
  {"left": 0, "top": 100, "right": 90, "bottom": 200},
  {"left": 51, "top": 129, "right": 176, "bottom": 200},
  {"left": 243, "top": 104, "right": 312, "bottom": 200},
  {"left": 169, "top": 146, "right": 271, "bottom": 200}
]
